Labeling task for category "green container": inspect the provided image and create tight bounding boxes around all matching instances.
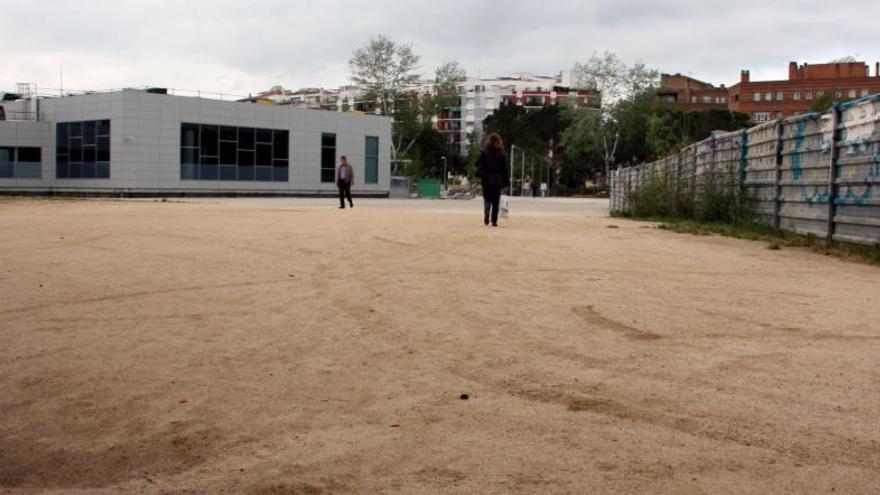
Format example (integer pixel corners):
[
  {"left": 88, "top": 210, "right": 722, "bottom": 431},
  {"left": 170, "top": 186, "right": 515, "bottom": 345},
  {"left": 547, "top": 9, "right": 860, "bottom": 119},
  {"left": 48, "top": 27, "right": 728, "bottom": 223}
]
[{"left": 417, "top": 178, "right": 441, "bottom": 198}]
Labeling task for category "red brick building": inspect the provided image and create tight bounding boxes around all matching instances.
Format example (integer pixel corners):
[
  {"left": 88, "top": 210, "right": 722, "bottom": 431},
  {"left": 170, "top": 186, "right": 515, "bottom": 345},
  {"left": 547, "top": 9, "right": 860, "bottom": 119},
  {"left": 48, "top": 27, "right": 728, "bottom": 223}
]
[
  {"left": 728, "top": 61, "right": 880, "bottom": 122},
  {"left": 657, "top": 74, "right": 729, "bottom": 111}
]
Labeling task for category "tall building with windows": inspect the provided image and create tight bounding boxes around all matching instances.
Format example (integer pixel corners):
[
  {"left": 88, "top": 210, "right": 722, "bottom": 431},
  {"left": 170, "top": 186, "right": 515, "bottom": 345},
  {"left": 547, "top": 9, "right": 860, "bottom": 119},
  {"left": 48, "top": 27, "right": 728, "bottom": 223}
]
[
  {"left": 455, "top": 72, "right": 600, "bottom": 155},
  {"left": 728, "top": 60, "right": 880, "bottom": 122}
]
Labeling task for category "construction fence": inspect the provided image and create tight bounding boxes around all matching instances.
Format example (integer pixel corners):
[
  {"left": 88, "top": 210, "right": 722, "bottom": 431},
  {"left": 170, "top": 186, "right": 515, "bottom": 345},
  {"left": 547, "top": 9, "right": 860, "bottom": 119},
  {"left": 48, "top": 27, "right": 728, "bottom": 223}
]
[{"left": 610, "top": 94, "right": 880, "bottom": 245}]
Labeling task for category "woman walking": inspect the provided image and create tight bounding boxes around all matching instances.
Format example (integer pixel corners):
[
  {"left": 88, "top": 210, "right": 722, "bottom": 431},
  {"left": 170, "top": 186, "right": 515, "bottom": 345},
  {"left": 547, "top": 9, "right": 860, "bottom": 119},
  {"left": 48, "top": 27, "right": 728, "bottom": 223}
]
[{"left": 475, "top": 133, "right": 509, "bottom": 226}]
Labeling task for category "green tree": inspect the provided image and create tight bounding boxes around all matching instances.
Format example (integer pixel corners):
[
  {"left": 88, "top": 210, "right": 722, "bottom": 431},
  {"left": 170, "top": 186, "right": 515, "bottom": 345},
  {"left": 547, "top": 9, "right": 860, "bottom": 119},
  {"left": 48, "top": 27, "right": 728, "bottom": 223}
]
[
  {"left": 433, "top": 61, "right": 466, "bottom": 110},
  {"left": 349, "top": 35, "right": 423, "bottom": 161},
  {"left": 569, "top": 52, "right": 660, "bottom": 178},
  {"left": 644, "top": 108, "right": 752, "bottom": 159},
  {"left": 464, "top": 130, "right": 480, "bottom": 178},
  {"left": 483, "top": 104, "right": 567, "bottom": 157},
  {"left": 574, "top": 51, "right": 660, "bottom": 107},
  {"left": 646, "top": 112, "right": 683, "bottom": 158},
  {"left": 348, "top": 34, "right": 421, "bottom": 117}
]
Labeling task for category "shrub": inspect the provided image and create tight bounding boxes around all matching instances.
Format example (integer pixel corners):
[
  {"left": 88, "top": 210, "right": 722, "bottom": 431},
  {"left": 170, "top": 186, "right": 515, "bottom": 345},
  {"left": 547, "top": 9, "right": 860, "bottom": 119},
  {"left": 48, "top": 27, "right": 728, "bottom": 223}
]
[{"left": 631, "top": 175, "right": 674, "bottom": 218}]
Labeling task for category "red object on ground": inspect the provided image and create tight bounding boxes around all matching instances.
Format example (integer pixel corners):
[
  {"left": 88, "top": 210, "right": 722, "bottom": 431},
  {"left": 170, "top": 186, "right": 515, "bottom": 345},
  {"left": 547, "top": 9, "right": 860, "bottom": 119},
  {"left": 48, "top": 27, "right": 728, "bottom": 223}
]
[{"left": 179, "top": 399, "right": 188, "bottom": 404}]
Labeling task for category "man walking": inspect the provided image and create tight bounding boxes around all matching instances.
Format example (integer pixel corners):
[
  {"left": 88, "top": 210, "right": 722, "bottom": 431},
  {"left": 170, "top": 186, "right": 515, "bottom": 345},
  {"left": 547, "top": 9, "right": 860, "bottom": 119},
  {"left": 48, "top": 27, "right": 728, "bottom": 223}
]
[{"left": 336, "top": 155, "right": 354, "bottom": 209}]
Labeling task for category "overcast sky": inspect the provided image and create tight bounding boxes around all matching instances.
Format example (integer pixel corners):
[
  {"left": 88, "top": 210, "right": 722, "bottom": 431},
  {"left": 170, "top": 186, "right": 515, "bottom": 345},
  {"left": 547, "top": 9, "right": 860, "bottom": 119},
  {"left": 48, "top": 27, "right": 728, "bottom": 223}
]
[{"left": 2, "top": 0, "right": 878, "bottom": 97}]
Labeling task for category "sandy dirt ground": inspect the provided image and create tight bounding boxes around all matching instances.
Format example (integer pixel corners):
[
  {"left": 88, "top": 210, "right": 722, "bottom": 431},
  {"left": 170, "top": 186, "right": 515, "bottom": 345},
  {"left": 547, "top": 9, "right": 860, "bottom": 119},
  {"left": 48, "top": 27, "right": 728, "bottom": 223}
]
[{"left": 1, "top": 196, "right": 878, "bottom": 494}]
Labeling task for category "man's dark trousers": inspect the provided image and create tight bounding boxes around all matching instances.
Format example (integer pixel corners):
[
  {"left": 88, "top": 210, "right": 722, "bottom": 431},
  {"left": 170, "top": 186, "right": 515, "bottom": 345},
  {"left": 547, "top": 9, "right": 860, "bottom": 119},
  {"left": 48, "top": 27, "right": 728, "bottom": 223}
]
[{"left": 338, "top": 180, "right": 353, "bottom": 208}]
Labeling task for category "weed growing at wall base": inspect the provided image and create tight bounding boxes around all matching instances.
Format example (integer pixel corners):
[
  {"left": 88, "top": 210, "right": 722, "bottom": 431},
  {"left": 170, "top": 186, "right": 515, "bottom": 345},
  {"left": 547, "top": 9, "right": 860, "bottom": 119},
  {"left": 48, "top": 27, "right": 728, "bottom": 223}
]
[
  {"left": 627, "top": 172, "right": 745, "bottom": 223},
  {"left": 655, "top": 219, "right": 880, "bottom": 266},
  {"left": 620, "top": 175, "right": 880, "bottom": 265}
]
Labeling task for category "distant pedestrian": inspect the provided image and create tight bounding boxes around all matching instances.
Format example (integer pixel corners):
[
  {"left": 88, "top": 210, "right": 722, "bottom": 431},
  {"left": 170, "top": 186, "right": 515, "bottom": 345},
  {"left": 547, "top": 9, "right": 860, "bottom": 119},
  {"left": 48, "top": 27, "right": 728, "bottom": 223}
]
[
  {"left": 336, "top": 156, "right": 354, "bottom": 209},
  {"left": 475, "top": 132, "right": 509, "bottom": 226}
]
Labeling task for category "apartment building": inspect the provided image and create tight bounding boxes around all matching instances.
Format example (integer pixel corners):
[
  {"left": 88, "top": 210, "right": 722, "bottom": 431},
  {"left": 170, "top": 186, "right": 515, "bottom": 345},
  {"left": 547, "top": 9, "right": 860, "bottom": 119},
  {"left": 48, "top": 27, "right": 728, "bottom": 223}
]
[
  {"left": 656, "top": 74, "right": 729, "bottom": 111},
  {"left": 728, "top": 61, "right": 880, "bottom": 121},
  {"left": 454, "top": 72, "right": 599, "bottom": 155}
]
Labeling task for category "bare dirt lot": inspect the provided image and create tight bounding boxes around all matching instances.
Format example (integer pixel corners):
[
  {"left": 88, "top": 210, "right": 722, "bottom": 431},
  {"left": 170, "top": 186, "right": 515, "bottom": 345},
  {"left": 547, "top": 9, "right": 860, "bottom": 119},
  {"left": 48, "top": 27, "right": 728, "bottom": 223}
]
[{"left": 1, "top": 197, "right": 878, "bottom": 494}]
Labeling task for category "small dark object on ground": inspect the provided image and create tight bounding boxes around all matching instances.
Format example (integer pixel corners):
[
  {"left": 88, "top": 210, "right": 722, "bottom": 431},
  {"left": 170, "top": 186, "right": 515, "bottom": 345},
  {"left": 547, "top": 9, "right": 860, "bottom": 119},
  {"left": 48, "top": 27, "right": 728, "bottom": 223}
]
[
  {"left": 460, "top": 394, "right": 469, "bottom": 400},
  {"left": 607, "top": 225, "right": 619, "bottom": 229}
]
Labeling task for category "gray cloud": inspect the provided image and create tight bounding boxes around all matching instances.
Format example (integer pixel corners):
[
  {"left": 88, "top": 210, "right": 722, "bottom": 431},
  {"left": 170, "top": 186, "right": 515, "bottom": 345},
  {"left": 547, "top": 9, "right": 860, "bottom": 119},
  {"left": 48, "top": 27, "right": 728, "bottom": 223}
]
[{"left": 1, "top": 0, "right": 878, "bottom": 95}]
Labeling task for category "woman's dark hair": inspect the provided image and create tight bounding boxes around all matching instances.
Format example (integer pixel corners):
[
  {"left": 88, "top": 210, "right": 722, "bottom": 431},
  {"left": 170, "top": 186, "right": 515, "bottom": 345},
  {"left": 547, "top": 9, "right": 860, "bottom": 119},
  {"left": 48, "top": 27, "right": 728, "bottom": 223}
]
[{"left": 483, "top": 132, "right": 504, "bottom": 151}]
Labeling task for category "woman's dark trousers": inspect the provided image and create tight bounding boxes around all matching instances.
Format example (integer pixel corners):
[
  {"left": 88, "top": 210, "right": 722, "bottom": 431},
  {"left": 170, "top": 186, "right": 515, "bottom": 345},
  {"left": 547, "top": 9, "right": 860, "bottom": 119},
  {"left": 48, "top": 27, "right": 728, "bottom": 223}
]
[{"left": 483, "top": 187, "right": 501, "bottom": 225}]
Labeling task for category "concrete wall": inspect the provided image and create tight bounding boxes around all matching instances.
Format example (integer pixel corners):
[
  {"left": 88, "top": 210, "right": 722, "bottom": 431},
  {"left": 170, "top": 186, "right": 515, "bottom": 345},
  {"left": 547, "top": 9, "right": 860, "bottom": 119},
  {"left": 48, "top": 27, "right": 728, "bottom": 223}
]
[
  {"left": 0, "top": 89, "right": 392, "bottom": 195},
  {"left": 610, "top": 93, "right": 880, "bottom": 246}
]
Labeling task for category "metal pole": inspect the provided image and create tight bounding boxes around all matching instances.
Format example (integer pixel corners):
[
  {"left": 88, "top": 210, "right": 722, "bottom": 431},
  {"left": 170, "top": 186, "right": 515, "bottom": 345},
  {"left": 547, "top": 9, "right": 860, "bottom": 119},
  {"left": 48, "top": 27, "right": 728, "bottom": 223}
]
[
  {"left": 773, "top": 121, "right": 783, "bottom": 229},
  {"left": 826, "top": 105, "right": 841, "bottom": 240},
  {"left": 442, "top": 156, "right": 447, "bottom": 192},
  {"left": 509, "top": 145, "right": 515, "bottom": 194},
  {"left": 521, "top": 150, "right": 525, "bottom": 197}
]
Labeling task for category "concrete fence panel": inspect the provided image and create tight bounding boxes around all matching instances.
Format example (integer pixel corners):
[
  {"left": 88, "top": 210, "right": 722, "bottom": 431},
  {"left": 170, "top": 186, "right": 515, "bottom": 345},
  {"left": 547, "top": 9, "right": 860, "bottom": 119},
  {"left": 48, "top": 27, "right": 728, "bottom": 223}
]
[{"left": 610, "top": 93, "right": 880, "bottom": 245}]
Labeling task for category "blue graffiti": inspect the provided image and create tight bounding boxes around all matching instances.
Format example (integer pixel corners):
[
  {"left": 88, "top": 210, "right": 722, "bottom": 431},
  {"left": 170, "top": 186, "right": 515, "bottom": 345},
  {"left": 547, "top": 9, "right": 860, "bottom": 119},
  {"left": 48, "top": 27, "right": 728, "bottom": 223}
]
[
  {"left": 837, "top": 185, "right": 874, "bottom": 206},
  {"left": 803, "top": 187, "right": 830, "bottom": 206},
  {"left": 791, "top": 120, "right": 806, "bottom": 181},
  {"left": 871, "top": 147, "right": 880, "bottom": 178}
]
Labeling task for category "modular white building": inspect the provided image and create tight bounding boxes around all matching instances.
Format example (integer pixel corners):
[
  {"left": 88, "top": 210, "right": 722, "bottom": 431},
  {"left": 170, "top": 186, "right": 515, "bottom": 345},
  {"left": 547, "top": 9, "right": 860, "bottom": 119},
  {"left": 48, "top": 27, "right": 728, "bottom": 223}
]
[{"left": 0, "top": 89, "right": 392, "bottom": 196}]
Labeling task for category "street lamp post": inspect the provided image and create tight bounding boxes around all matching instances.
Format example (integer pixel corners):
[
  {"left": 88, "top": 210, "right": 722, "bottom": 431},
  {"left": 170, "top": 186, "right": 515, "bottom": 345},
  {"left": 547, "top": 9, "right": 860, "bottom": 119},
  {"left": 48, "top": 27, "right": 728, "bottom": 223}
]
[
  {"left": 441, "top": 156, "right": 447, "bottom": 193},
  {"left": 509, "top": 144, "right": 516, "bottom": 194}
]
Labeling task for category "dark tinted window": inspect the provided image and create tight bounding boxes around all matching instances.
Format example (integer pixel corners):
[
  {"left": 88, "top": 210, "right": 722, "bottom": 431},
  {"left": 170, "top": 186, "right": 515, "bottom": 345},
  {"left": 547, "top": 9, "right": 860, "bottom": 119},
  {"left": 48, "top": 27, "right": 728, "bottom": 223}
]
[
  {"left": 219, "top": 141, "right": 237, "bottom": 165},
  {"left": 83, "top": 147, "right": 96, "bottom": 164},
  {"left": 238, "top": 128, "right": 255, "bottom": 149},
  {"left": 238, "top": 165, "right": 254, "bottom": 181},
  {"left": 365, "top": 136, "right": 379, "bottom": 184},
  {"left": 321, "top": 132, "right": 336, "bottom": 183},
  {"left": 200, "top": 125, "right": 218, "bottom": 156},
  {"left": 255, "top": 166, "right": 272, "bottom": 181},
  {"left": 256, "top": 144, "right": 272, "bottom": 166},
  {"left": 256, "top": 128, "right": 272, "bottom": 143},
  {"left": 83, "top": 121, "right": 96, "bottom": 145},
  {"left": 273, "top": 130, "right": 288, "bottom": 159},
  {"left": 220, "top": 126, "right": 237, "bottom": 141},
  {"left": 17, "top": 147, "right": 41, "bottom": 162},
  {"left": 97, "top": 137, "right": 110, "bottom": 162},
  {"left": 56, "top": 120, "right": 110, "bottom": 179},
  {"left": 238, "top": 150, "right": 254, "bottom": 166},
  {"left": 0, "top": 147, "right": 12, "bottom": 178},
  {"left": 181, "top": 123, "right": 289, "bottom": 182},
  {"left": 181, "top": 123, "right": 199, "bottom": 147}
]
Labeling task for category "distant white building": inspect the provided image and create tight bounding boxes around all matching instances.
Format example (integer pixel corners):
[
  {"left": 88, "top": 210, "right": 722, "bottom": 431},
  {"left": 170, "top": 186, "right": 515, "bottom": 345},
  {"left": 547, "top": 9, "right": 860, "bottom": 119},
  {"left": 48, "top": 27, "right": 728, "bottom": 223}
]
[
  {"left": 249, "top": 68, "right": 600, "bottom": 156},
  {"left": 450, "top": 71, "right": 599, "bottom": 155}
]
